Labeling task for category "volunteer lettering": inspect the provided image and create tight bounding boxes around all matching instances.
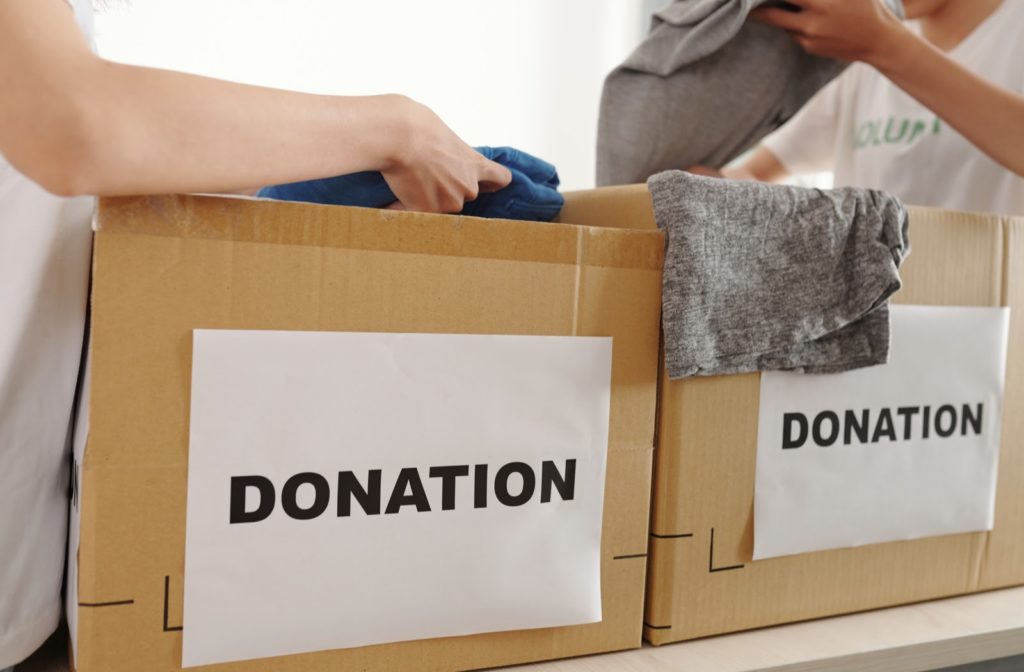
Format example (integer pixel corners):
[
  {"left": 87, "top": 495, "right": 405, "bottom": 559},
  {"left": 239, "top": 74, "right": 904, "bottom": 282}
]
[
  {"left": 782, "top": 403, "right": 983, "bottom": 449},
  {"left": 229, "top": 459, "right": 577, "bottom": 524}
]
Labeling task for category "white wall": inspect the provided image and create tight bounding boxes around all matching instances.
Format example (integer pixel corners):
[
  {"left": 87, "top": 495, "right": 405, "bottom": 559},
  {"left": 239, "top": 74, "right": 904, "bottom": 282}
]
[{"left": 96, "top": 0, "right": 650, "bottom": 190}]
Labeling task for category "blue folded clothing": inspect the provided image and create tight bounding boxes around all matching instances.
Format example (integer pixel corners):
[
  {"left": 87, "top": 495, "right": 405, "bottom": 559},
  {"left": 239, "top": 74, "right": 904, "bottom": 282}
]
[{"left": 258, "top": 146, "right": 564, "bottom": 222}]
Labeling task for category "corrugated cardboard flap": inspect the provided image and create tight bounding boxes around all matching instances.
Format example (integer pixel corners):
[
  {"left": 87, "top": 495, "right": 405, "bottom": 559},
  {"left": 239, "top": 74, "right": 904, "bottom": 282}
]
[{"left": 96, "top": 195, "right": 663, "bottom": 271}]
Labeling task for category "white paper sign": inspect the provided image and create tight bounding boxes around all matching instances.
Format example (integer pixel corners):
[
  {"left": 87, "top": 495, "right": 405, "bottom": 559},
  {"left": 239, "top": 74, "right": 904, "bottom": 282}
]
[
  {"left": 755, "top": 305, "right": 1010, "bottom": 560},
  {"left": 183, "top": 330, "right": 611, "bottom": 667}
]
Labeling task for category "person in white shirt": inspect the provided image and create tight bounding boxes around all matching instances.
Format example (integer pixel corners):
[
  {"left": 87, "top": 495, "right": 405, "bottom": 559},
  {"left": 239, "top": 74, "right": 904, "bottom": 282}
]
[
  {"left": 696, "top": 0, "right": 1024, "bottom": 216},
  {"left": 0, "top": 1, "right": 511, "bottom": 670}
]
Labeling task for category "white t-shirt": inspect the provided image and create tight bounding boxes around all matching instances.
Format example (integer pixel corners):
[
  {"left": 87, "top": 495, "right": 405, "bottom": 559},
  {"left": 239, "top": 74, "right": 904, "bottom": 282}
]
[
  {"left": 0, "top": 0, "right": 95, "bottom": 666},
  {"left": 763, "top": 0, "right": 1024, "bottom": 216}
]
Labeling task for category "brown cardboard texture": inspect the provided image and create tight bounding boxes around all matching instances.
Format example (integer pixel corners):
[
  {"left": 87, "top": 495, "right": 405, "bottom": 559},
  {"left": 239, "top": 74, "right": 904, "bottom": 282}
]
[
  {"left": 70, "top": 194, "right": 664, "bottom": 671},
  {"left": 560, "top": 187, "right": 1024, "bottom": 644}
]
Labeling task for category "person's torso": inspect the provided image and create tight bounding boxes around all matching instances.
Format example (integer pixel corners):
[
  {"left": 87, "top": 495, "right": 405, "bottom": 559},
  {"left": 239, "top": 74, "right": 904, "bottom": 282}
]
[
  {"left": 0, "top": 0, "right": 96, "bottom": 459},
  {"left": 831, "top": 0, "right": 1024, "bottom": 215}
]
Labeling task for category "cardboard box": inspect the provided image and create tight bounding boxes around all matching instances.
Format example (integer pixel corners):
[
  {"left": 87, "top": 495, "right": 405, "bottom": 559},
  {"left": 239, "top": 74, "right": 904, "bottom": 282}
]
[
  {"left": 560, "top": 186, "right": 1024, "bottom": 645},
  {"left": 68, "top": 194, "right": 665, "bottom": 671}
]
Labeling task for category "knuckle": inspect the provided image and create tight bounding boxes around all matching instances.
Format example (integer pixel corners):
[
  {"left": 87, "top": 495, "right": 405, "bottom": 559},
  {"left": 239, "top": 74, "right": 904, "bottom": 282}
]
[{"left": 441, "top": 192, "right": 463, "bottom": 213}]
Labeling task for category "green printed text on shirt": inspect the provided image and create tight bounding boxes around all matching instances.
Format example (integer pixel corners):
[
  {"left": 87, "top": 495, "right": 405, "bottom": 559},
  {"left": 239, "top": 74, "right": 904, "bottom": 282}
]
[{"left": 853, "top": 116, "right": 941, "bottom": 150}]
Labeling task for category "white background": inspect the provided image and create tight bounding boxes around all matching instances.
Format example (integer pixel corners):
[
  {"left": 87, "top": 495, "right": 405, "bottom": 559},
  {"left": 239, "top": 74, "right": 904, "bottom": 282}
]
[
  {"left": 754, "top": 306, "right": 1010, "bottom": 560},
  {"left": 184, "top": 330, "right": 612, "bottom": 667},
  {"left": 94, "top": 0, "right": 667, "bottom": 191}
]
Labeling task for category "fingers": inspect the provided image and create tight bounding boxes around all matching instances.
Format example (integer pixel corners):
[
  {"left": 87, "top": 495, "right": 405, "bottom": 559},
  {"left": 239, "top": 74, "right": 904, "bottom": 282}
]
[
  {"left": 478, "top": 158, "right": 512, "bottom": 191},
  {"left": 434, "top": 175, "right": 477, "bottom": 213},
  {"left": 383, "top": 134, "right": 511, "bottom": 213},
  {"left": 793, "top": 34, "right": 816, "bottom": 52},
  {"left": 750, "top": 6, "right": 810, "bottom": 33},
  {"left": 758, "top": 0, "right": 813, "bottom": 11},
  {"left": 430, "top": 188, "right": 469, "bottom": 214},
  {"left": 386, "top": 175, "right": 480, "bottom": 214},
  {"left": 686, "top": 165, "right": 724, "bottom": 178},
  {"left": 478, "top": 180, "right": 507, "bottom": 195}
]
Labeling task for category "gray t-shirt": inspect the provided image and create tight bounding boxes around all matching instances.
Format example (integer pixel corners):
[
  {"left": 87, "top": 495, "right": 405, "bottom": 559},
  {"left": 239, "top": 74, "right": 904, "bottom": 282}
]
[{"left": 648, "top": 170, "right": 910, "bottom": 378}]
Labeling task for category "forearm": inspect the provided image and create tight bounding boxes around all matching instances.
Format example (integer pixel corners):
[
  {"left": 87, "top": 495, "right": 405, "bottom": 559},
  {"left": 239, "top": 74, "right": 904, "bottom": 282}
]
[
  {"left": 59, "top": 60, "right": 409, "bottom": 196},
  {"left": 1, "top": 0, "right": 508, "bottom": 210},
  {"left": 870, "top": 28, "right": 1024, "bottom": 176}
]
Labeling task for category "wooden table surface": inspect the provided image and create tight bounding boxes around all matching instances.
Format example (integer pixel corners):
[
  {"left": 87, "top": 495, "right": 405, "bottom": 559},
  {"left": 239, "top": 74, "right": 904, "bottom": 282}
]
[
  {"left": 20, "top": 587, "right": 1024, "bottom": 672},
  {"left": 502, "top": 587, "right": 1024, "bottom": 672}
]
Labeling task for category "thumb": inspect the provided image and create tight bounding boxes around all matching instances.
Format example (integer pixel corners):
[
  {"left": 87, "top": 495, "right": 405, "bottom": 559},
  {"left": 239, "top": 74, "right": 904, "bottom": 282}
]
[{"left": 478, "top": 159, "right": 512, "bottom": 193}]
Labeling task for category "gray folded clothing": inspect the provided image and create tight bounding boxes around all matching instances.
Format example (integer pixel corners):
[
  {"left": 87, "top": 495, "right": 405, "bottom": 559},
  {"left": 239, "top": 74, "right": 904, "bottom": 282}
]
[
  {"left": 597, "top": 0, "right": 903, "bottom": 186},
  {"left": 648, "top": 171, "right": 910, "bottom": 379}
]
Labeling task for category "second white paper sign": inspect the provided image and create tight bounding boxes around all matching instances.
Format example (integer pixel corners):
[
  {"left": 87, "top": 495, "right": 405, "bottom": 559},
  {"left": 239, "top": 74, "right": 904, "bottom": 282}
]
[{"left": 755, "top": 305, "right": 1010, "bottom": 560}]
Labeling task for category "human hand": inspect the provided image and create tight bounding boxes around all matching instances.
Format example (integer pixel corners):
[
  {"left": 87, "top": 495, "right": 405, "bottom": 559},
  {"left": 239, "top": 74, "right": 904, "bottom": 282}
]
[
  {"left": 380, "top": 96, "right": 512, "bottom": 214},
  {"left": 686, "top": 165, "right": 725, "bottom": 178},
  {"left": 750, "top": 0, "right": 908, "bottom": 68}
]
